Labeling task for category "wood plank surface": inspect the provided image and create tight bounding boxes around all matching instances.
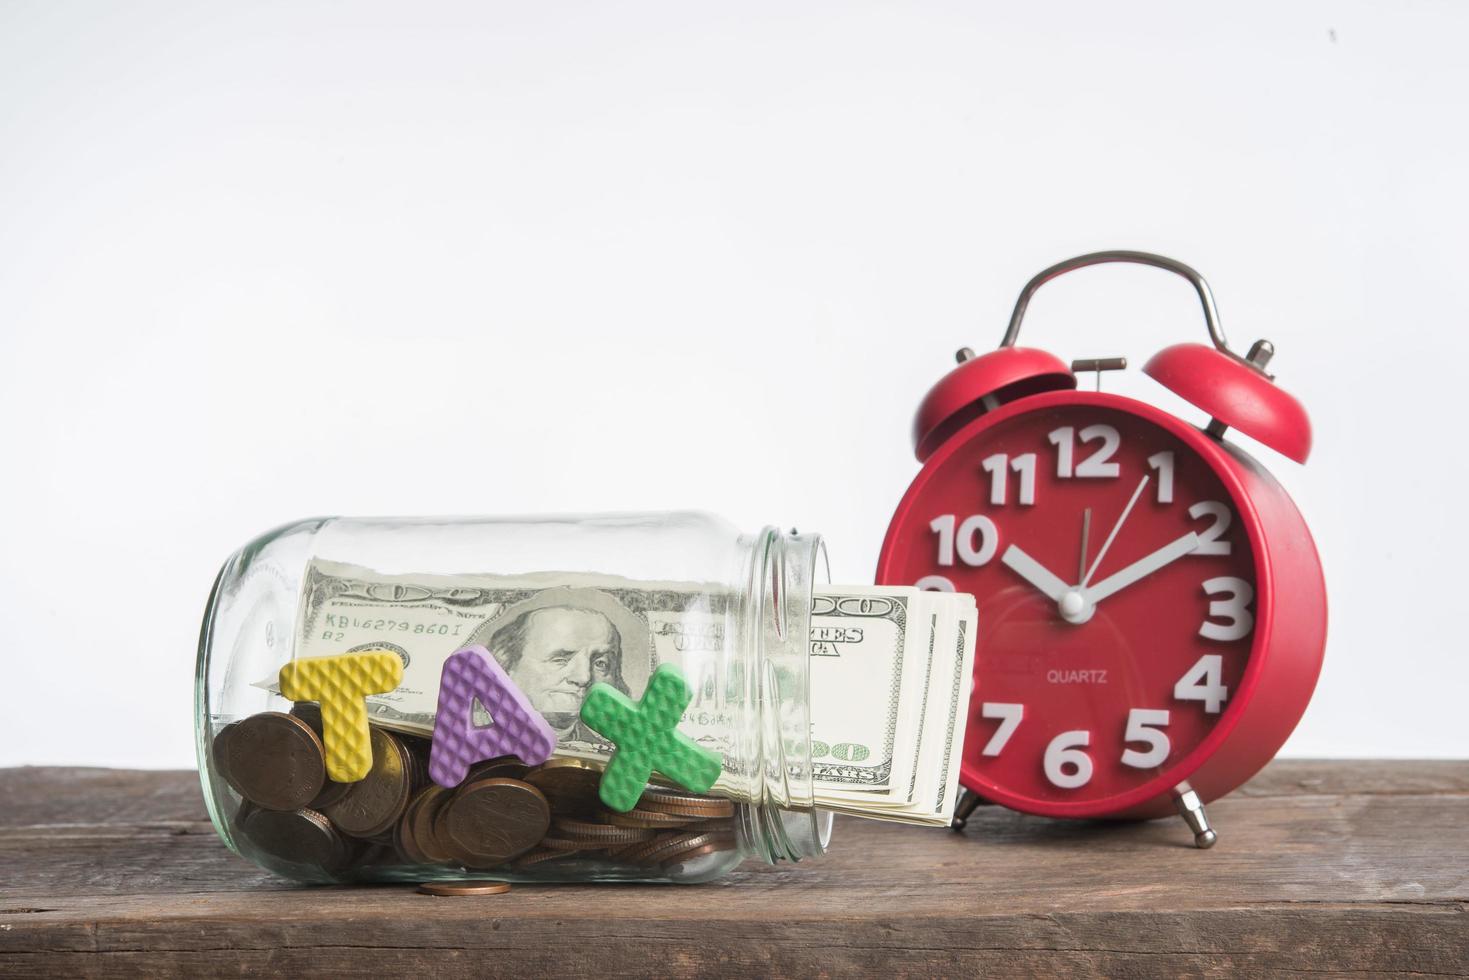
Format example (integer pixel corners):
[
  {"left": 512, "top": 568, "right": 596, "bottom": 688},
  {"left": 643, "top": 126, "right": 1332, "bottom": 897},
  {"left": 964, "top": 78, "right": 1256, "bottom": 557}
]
[{"left": 1, "top": 761, "right": 1465, "bottom": 977}]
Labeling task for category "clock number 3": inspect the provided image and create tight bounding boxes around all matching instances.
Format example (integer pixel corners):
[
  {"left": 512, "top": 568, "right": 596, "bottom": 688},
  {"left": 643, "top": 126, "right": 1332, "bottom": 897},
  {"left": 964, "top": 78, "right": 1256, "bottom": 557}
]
[{"left": 1200, "top": 576, "right": 1254, "bottom": 642}]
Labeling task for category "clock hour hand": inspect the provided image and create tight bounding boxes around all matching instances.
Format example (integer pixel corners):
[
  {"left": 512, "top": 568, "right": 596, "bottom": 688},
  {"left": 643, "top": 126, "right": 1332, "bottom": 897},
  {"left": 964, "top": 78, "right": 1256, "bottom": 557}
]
[
  {"left": 1000, "top": 545, "right": 1071, "bottom": 603},
  {"left": 1083, "top": 532, "right": 1201, "bottom": 605}
]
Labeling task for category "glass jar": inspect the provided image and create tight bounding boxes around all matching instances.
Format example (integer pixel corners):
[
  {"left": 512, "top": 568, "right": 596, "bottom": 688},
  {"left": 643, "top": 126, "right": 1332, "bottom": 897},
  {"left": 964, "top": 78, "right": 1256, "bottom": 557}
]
[{"left": 195, "top": 511, "right": 833, "bottom": 884}]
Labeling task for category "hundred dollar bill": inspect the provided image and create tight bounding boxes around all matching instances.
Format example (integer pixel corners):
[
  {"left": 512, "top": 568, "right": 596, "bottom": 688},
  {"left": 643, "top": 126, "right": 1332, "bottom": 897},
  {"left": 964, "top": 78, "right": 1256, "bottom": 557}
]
[
  {"left": 820, "top": 594, "right": 976, "bottom": 825},
  {"left": 808, "top": 586, "right": 927, "bottom": 799}
]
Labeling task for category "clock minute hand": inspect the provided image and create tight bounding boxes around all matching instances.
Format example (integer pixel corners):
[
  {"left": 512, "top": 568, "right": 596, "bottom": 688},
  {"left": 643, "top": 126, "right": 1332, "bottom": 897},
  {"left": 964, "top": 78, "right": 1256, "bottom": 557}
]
[
  {"left": 1000, "top": 544, "right": 1071, "bottom": 602},
  {"left": 1083, "top": 532, "right": 1201, "bottom": 605}
]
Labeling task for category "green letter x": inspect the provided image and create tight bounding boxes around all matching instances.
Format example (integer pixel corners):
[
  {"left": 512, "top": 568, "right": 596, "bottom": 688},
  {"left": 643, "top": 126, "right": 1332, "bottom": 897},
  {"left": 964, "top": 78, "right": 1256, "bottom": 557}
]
[{"left": 579, "top": 663, "right": 723, "bottom": 812}]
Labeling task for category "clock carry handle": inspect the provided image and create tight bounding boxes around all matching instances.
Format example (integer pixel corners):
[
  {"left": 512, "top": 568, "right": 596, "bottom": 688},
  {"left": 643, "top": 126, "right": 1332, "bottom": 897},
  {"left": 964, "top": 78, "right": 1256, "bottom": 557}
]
[
  {"left": 914, "top": 250, "right": 1312, "bottom": 463},
  {"left": 998, "top": 250, "right": 1258, "bottom": 365},
  {"left": 995, "top": 248, "right": 1313, "bottom": 462}
]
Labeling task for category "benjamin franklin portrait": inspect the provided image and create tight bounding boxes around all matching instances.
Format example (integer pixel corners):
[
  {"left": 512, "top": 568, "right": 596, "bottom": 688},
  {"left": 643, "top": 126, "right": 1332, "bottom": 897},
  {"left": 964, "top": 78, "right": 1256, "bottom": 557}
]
[{"left": 469, "top": 587, "right": 651, "bottom": 743}]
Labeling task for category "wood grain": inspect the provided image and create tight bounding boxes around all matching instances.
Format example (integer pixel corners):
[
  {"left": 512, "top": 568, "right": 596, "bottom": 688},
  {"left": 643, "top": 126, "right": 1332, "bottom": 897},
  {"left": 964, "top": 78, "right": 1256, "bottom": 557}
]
[{"left": 1, "top": 761, "right": 1465, "bottom": 977}]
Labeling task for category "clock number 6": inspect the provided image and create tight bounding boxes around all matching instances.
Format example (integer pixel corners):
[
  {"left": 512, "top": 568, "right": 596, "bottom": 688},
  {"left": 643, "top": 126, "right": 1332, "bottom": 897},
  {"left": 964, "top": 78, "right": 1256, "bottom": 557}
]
[
  {"left": 930, "top": 514, "right": 999, "bottom": 567},
  {"left": 1044, "top": 730, "right": 1093, "bottom": 789}
]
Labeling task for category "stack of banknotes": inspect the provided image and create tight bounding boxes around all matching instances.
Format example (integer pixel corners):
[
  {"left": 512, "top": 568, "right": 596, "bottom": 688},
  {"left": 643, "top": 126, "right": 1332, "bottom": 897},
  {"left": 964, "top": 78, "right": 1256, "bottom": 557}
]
[{"left": 280, "top": 561, "right": 977, "bottom": 827}]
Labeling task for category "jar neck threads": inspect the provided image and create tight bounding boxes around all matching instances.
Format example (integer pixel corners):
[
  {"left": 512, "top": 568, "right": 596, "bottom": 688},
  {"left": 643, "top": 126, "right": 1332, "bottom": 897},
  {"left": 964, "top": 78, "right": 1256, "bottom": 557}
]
[{"left": 736, "top": 527, "right": 831, "bottom": 864}]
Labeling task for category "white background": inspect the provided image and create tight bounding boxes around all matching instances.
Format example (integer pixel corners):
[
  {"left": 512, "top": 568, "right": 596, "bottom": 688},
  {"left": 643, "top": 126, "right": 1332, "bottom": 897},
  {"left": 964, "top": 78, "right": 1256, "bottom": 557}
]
[{"left": 2, "top": 1, "right": 1465, "bottom": 768}]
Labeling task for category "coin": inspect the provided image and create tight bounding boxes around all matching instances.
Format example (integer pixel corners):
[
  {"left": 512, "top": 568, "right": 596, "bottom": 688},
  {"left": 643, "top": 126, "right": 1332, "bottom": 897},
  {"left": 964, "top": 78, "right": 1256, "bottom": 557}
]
[
  {"left": 211, "top": 721, "right": 241, "bottom": 786},
  {"left": 322, "top": 728, "right": 411, "bottom": 838},
  {"left": 309, "top": 777, "right": 351, "bottom": 810},
  {"left": 658, "top": 837, "right": 738, "bottom": 870},
  {"left": 536, "top": 835, "right": 610, "bottom": 852},
  {"left": 511, "top": 847, "right": 573, "bottom": 869},
  {"left": 407, "top": 785, "right": 454, "bottom": 863},
  {"left": 222, "top": 712, "right": 326, "bottom": 811},
  {"left": 439, "top": 777, "right": 550, "bottom": 867},
  {"left": 636, "top": 787, "right": 736, "bottom": 819},
  {"left": 617, "top": 830, "right": 735, "bottom": 867},
  {"left": 394, "top": 803, "right": 430, "bottom": 865},
  {"left": 465, "top": 757, "right": 530, "bottom": 783},
  {"left": 550, "top": 817, "right": 656, "bottom": 845},
  {"left": 418, "top": 881, "right": 512, "bottom": 897},
  {"left": 289, "top": 701, "right": 323, "bottom": 730},
  {"left": 602, "top": 808, "right": 702, "bottom": 829},
  {"left": 238, "top": 805, "right": 352, "bottom": 871},
  {"left": 522, "top": 759, "right": 603, "bottom": 816}
]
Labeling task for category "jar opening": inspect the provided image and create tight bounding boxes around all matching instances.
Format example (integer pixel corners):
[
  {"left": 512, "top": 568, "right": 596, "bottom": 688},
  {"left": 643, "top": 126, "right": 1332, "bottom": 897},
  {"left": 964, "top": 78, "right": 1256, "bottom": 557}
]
[{"left": 741, "top": 527, "right": 830, "bottom": 863}]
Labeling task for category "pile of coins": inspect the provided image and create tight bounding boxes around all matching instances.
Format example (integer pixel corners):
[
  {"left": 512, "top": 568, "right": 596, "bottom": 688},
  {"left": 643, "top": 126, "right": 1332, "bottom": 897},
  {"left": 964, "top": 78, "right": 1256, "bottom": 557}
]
[{"left": 212, "top": 706, "right": 739, "bottom": 879}]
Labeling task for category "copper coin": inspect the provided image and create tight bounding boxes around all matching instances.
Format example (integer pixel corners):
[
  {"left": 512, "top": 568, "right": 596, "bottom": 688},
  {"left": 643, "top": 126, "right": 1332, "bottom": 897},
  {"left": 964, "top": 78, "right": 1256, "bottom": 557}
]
[
  {"left": 523, "top": 759, "right": 603, "bottom": 816},
  {"left": 222, "top": 712, "right": 326, "bottom": 811},
  {"left": 602, "top": 808, "right": 701, "bottom": 829},
  {"left": 620, "top": 830, "right": 734, "bottom": 867},
  {"left": 536, "top": 835, "right": 610, "bottom": 852},
  {"left": 401, "top": 738, "right": 431, "bottom": 788},
  {"left": 322, "top": 728, "right": 411, "bottom": 838},
  {"left": 610, "top": 831, "right": 684, "bottom": 865},
  {"left": 465, "top": 757, "right": 530, "bottom": 783},
  {"left": 239, "top": 805, "right": 351, "bottom": 870},
  {"left": 636, "top": 788, "right": 736, "bottom": 819},
  {"left": 511, "top": 848, "right": 573, "bottom": 869},
  {"left": 659, "top": 838, "right": 738, "bottom": 870},
  {"left": 550, "top": 818, "right": 655, "bottom": 845},
  {"left": 440, "top": 778, "right": 550, "bottom": 867},
  {"left": 408, "top": 785, "right": 454, "bottom": 863},
  {"left": 394, "top": 804, "right": 430, "bottom": 865},
  {"left": 210, "top": 721, "right": 241, "bottom": 786},
  {"left": 309, "top": 777, "right": 352, "bottom": 810},
  {"left": 289, "top": 701, "right": 323, "bottom": 730},
  {"left": 418, "top": 881, "right": 511, "bottom": 896}
]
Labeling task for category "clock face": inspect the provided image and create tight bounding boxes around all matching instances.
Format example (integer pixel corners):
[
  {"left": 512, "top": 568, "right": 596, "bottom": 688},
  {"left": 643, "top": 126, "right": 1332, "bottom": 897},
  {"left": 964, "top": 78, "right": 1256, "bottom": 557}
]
[{"left": 881, "top": 398, "right": 1259, "bottom": 813}]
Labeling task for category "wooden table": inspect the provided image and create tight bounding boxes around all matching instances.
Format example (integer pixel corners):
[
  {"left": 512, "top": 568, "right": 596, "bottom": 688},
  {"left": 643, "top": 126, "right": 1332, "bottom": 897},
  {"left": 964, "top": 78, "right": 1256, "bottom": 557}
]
[{"left": 1, "top": 761, "right": 1464, "bottom": 977}]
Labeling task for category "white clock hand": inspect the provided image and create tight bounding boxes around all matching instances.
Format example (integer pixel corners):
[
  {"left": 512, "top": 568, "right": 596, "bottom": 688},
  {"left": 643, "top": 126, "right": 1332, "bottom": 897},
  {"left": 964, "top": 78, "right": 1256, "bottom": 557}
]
[
  {"left": 1083, "top": 532, "right": 1201, "bottom": 605},
  {"left": 1000, "top": 544, "right": 1070, "bottom": 602},
  {"left": 1083, "top": 475, "right": 1149, "bottom": 587}
]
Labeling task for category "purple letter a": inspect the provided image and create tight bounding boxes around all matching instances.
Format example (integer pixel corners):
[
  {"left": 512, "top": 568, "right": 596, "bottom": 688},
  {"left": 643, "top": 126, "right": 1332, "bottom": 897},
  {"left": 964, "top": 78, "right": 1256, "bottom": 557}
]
[{"left": 429, "top": 645, "right": 557, "bottom": 788}]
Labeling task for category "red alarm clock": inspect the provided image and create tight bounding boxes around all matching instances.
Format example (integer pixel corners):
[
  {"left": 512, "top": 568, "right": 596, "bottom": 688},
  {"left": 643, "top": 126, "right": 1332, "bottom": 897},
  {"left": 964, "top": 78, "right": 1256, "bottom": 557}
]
[{"left": 876, "top": 251, "right": 1326, "bottom": 847}]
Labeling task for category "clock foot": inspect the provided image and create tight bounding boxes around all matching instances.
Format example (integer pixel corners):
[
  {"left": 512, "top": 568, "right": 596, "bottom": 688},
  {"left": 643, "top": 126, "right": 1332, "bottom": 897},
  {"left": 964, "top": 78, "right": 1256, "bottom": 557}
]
[
  {"left": 1172, "top": 782, "right": 1218, "bottom": 849},
  {"left": 950, "top": 788, "right": 986, "bottom": 832}
]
